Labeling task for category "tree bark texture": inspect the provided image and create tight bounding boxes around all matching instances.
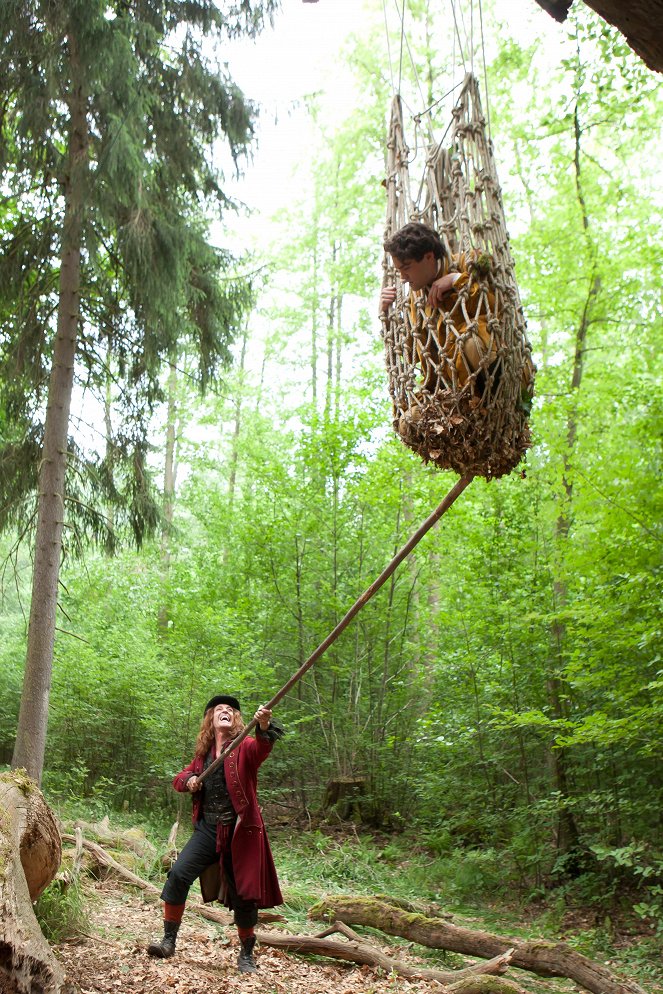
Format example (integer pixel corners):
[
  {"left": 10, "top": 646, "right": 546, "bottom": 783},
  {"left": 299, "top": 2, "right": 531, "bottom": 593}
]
[
  {"left": 11, "top": 37, "right": 89, "bottom": 783},
  {"left": 533, "top": 0, "right": 663, "bottom": 74},
  {"left": 0, "top": 772, "right": 66, "bottom": 994},
  {"left": 309, "top": 896, "right": 647, "bottom": 994}
]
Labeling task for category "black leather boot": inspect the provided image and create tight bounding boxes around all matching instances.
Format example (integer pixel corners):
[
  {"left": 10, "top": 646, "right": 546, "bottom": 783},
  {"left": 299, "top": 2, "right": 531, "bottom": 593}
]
[
  {"left": 147, "top": 920, "right": 179, "bottom": 958},
  {"left": 237, "top": 934, "right": 257, "bottom": 973}
]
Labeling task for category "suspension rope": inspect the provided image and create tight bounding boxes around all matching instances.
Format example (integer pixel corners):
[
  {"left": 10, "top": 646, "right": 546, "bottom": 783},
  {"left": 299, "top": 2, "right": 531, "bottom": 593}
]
[
  {"left": 382, "top": 0, "right": 396, "bottom": 95},
  {"left": 452, "top": 0, "right": 469, "bottom": 71},
  {"left": 390, "top": 0, "right": 495, "bottom": 186},
  {"left": 416, "top": 80, "right": 465, "bottom": 123},
  {"left": 478, "top": 0, "right": 492, "bottom": 141},
  {"left": 397, "top": 0, "right": 406, "bottom": 94}
]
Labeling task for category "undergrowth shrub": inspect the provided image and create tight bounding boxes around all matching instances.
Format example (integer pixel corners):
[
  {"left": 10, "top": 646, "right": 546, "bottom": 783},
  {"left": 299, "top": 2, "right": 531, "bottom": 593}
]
[{"left": 434, "top": 847, "right": 507, "bottom": 902}]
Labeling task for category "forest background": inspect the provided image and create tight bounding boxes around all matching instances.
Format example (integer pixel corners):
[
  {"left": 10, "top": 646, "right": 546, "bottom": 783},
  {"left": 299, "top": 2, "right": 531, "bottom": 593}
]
[{"left": 1, "top": 0, "right": 662, "bottom": 980}]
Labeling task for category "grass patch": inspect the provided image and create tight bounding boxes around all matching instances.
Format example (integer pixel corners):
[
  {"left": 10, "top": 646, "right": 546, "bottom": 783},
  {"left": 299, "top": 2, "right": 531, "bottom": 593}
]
[{"left": 35, "top": 877, "right": 89, "bottom": 943}]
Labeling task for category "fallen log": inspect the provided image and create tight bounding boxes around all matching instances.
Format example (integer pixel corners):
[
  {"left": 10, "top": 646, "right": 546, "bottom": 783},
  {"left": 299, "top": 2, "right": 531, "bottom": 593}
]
[
  {"left": 60, "top": 834, "right": 284, "bottom": 925},
  {"left": 309, "top": 895, "right": 647, "bottom": 994},
  {"left": 257, "top": 920, "right": 519, "bottom": 988},
  {"left": 71, "top": 815, "right": 156, "bottom": 858},
  {"left": 0, "top": 770, "right": 68, "bottom": 994}
]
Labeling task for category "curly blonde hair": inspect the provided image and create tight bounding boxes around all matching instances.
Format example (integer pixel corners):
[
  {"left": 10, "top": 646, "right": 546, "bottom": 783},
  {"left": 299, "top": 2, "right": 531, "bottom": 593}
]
[{"left": 194, "top": 707, "right": 245, "bottom": 760}]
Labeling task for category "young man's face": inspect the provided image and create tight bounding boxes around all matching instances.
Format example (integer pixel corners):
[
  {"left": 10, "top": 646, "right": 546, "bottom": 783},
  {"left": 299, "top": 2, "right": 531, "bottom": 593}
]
[{"left": 391, "top": 251, "right": 439, "bottom": 290}]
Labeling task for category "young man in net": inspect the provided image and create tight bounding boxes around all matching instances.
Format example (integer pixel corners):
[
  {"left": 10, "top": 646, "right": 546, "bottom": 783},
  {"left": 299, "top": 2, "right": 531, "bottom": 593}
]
[{"left": 380, "top": 221, "right": 498, "bottom": 394}]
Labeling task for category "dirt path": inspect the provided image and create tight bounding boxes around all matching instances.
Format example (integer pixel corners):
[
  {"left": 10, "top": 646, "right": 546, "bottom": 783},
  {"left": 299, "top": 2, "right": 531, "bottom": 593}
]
[{"left": 53, "top": 882, "right": 577, "bottom": 994}]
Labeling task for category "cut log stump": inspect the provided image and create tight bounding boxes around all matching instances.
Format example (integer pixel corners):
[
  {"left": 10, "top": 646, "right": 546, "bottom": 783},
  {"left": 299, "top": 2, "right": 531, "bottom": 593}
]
[
  {"left": 0, "top": 770, "right": 68, "bottom": 994},
  {"left": 322, "top": 777, "right": 366, "bottom": 820}
]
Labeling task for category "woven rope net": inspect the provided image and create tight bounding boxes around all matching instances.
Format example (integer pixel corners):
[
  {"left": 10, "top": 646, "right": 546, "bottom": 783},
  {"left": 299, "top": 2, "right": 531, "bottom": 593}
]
[{"left": 381, "top": 74, "right": 535, "bottom": 480}]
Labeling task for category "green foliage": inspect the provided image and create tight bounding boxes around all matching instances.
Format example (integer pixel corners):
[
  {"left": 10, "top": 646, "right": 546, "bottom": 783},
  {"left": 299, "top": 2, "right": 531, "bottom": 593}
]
[
  {"left": 592, "top": 843, "right": 663, "bottom": 935},
  {"left": 0, "top": 0, "right": 661, "bottom": 957}
]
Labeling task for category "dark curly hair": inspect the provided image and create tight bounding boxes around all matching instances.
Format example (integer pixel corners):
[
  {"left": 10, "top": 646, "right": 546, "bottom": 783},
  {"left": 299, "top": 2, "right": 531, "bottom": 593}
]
[{"left": 384, "top": 222, "right": 447, "bottom": 262}]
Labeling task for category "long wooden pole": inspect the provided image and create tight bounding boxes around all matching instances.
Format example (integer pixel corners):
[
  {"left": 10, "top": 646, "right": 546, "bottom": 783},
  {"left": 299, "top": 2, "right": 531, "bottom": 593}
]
[{"left": 198, "top": 473, "right": 474, "bottom": 784}]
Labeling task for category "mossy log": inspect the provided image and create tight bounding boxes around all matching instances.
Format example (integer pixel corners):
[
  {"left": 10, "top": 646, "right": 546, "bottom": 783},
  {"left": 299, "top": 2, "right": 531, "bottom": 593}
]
[
  {"left": 373, "top": 892, "right": 454, "bottom": 919},
  {"left": 309, "top": 895, "right": 647, "bottom": 994},
  {"left": 0, "top": 770, "right": 68, "bottom": 994},
  {"left": 257, "top": 920, "right": 519, "bottom": 988}
]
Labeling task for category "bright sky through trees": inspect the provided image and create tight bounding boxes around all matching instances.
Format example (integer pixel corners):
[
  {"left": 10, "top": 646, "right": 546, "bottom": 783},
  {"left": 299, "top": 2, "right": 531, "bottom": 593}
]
[{"left": 221, "top": 0, "right": 566, "bottom": 240}]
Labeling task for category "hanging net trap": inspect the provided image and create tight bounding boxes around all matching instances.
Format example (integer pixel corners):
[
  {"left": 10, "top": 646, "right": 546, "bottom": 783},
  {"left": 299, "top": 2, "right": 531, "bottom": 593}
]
[{"left": 381, "top": 73, "right": 535, "bottom": 480}]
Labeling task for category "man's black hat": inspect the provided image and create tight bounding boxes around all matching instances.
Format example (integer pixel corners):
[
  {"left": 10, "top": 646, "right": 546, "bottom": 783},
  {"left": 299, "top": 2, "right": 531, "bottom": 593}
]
[{"left": 205, "top": 695, "right": 241, "bottom": 714}]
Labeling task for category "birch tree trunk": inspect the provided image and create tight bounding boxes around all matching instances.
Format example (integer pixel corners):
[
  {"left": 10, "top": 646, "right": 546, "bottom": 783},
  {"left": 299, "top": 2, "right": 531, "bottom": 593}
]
[{"left": 546, "top": 98, "right": 602, "bottom": 859}]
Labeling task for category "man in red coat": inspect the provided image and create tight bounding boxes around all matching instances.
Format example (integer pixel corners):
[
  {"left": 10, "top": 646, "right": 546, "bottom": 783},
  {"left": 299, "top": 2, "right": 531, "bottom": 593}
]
[{"left": 147, "top": 695, "right": 283, "bottom": 972}]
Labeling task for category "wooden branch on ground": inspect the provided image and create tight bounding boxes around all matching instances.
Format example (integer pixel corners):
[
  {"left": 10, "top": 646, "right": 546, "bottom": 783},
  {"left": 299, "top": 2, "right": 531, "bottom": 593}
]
[
  {"left": 0, "top": 771, "right": 67, "bottom": 994},
  {"left": 309, "top": 896, "right": 647, "bottom": 994},
  {"left": 160, "top": 820, "right": 179, "bottom": 870},
  {"left": 56, "top": 827, "right": 83, "bottom": 889},
  {"left": 257, "top": 921, "right": 523, "bottom": 991},
  {"left": 71, "top": 816, "right": 156, "bottom": 858},
  {"left": 60, "top": 834, "right": 284, "bottom": 925}
]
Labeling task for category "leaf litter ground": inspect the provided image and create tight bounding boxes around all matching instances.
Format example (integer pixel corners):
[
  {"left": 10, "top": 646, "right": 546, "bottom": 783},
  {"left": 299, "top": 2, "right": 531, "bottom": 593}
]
[{"left": 54, "top": 879, "right": 582, "bottom": 994}]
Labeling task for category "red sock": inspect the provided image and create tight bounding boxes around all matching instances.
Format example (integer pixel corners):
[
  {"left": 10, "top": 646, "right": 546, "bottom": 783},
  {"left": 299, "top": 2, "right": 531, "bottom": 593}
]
[
  {"left": 237, "top": 926, "right": 255, "bottom": 941},
  {"left": 164, "top": 902, "right": 186, "bottom": 924}
]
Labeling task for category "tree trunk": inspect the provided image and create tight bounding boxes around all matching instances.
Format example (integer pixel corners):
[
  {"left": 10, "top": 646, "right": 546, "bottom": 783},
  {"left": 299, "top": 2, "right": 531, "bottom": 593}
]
[
  {"left": 545, "top": 96, "right": 602, "bottom": 863},
  {"left": 11, "top": 38, "right": 88, "bottom": 783},
  {"left": 228, "top": 327, "right": 248, "bottom": 509},
  {"left": 532, "top": 0, "right": 663, "bottom": 74},
  {"left": 103, "top": 336, "right": 115, "bottom": 548},
  {"left": 309, "top": 896, "right": 647, "bottom": 994},
  {"left": 0, "top": 771, "right": 66, "bottom": 994},
  {"left": 321, "top": 776, "right": 366, "bottom": 820},
  {"left": 157, "top": 359, "right": 178, "bottom": 630}
]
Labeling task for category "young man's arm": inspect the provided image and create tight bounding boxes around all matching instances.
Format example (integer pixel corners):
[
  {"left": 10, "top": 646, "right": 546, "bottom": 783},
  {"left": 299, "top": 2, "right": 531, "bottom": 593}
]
[
  {"left": 380, "top": 286, "right": 397, "bottom": 315},
  {"left": 427, "top": 272, "right": 464, "bottom": 308}
]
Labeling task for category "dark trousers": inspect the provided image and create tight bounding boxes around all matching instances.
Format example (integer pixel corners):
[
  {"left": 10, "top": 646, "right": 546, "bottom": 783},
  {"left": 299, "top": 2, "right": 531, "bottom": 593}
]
[{"left": 161, "top": 821, "right": 257, "bottom": 928}]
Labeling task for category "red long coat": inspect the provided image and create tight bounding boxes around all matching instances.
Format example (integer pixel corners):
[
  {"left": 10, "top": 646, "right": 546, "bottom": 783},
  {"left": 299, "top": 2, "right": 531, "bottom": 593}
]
[{"left": 173, "top": 734, "right": 283, "bottom": 908}]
